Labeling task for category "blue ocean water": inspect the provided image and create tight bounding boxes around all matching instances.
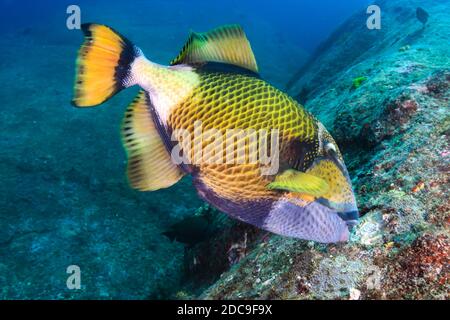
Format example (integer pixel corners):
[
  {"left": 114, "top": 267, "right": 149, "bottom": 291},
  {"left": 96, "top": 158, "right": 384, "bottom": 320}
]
[{"left": 0, "top": 0, "right": 371, "bottom": 299}]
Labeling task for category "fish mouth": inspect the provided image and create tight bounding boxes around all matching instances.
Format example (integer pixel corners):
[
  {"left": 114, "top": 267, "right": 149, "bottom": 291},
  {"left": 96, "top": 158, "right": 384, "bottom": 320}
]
[{"left": 337, "top": 210, "right": 359, "bottom": 230}]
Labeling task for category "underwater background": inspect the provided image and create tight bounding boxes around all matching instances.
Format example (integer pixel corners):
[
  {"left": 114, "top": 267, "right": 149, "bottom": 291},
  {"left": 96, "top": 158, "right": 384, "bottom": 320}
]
[{"left": 0, "top": 0, "right": 448, "bottom": 299}]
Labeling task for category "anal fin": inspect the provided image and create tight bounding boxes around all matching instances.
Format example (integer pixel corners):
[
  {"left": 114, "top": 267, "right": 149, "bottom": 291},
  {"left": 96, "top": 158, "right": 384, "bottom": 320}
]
[{"left": 121, "top": 90, "right": 184, "bottom": 191}]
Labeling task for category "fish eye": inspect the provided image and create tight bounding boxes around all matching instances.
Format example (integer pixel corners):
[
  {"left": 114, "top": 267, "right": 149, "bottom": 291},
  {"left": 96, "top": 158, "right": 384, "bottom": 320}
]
[{"left": 324, "top": 142, "right": 337, "bottom": 155}]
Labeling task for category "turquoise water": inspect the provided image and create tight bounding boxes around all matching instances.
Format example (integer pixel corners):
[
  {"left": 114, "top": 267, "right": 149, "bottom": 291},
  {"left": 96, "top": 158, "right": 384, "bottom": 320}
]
[{"left": 0, "top": 0, "right": 377, "bottom": 299}]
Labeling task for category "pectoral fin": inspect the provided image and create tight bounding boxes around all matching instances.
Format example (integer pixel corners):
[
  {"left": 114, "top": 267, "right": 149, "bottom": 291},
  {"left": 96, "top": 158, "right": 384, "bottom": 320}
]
[
  {"left": 267, "top": 169, "right": 329, "bottom": 197},
  {"left": 121, "top": 90, "right": 184, "bottom": 191}
]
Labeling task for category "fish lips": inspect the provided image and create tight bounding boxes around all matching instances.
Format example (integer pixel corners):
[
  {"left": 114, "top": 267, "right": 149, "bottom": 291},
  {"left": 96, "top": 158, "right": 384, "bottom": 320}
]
[{"left": 317, "top": 197, "right": 360, "bottom": 230}]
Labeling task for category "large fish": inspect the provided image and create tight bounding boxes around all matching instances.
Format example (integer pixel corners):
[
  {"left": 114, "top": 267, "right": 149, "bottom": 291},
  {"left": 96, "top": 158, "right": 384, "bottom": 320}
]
[{"left": 72, "top": 23, "right": 359, "bottom": 243}]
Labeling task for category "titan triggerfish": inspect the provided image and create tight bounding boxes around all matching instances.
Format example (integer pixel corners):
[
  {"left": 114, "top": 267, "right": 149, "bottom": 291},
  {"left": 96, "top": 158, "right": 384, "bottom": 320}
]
[{"left": 72, "top": 23, "right": 359, "bottom": 243}]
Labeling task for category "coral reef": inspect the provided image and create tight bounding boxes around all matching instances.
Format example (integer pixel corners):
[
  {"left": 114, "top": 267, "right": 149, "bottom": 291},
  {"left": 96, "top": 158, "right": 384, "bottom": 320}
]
[{"left": 372, "top": 233, "right": 449, "bottom": 299}]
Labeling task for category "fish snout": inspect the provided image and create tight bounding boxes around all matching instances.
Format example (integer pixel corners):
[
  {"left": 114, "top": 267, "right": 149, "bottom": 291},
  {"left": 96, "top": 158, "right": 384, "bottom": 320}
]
[{"left": 338, "top": 225, "right": 350, "bottom": 242}]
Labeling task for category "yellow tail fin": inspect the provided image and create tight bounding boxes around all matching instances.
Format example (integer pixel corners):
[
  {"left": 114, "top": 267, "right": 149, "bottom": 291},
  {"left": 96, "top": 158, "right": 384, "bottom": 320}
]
[{"left": 72, "top": 23, "right": 138, "bottom": 107}]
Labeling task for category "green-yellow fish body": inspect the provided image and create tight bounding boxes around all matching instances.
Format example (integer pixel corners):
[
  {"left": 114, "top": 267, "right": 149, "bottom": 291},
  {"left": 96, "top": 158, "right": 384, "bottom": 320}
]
[{"left": 72, "top": 23, "right": 358, "bottom": 243}]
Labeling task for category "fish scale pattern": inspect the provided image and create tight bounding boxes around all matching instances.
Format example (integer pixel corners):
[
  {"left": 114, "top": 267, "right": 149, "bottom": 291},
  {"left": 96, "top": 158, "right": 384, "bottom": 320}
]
[{"left": 167, "top": 71, "right": 319, "bottom": 202}]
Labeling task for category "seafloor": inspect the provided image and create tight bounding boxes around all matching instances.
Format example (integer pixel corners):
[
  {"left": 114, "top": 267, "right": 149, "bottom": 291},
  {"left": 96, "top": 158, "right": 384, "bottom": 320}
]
[{"left": 0, "top": 0, "right": 449, "bottom": 299}]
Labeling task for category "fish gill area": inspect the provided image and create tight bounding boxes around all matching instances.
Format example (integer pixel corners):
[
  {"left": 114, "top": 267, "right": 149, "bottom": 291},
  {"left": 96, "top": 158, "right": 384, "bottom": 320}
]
[{"left": 178, "top": 0, "right": 449, "bottom": 300}]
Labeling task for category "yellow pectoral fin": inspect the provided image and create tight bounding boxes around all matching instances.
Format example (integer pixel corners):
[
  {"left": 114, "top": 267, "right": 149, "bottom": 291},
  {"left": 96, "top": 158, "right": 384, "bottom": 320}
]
[
  {"left": 267, "top": 169, "right": 330, "bottom": 198},
  {"left": 121, "top": 90, "right": 184, "bottom": 191}
]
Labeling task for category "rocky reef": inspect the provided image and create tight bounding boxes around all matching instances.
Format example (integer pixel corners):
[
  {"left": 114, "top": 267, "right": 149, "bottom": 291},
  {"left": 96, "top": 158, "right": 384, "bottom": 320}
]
[{"left": 180, "top": 0, "right": 449, "bottom": 300}]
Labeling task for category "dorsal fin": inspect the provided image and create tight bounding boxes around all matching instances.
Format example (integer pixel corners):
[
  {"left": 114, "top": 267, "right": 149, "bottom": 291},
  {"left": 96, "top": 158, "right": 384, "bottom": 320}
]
[{"left": 170, "top": 25, "right": 259, "bottom": 73}]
